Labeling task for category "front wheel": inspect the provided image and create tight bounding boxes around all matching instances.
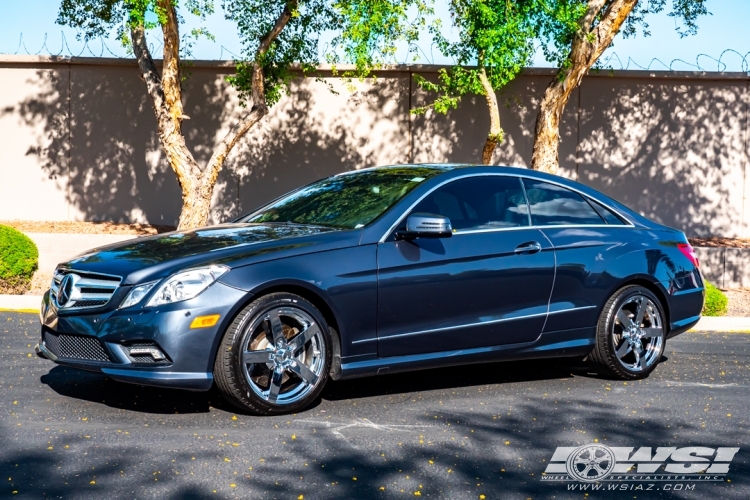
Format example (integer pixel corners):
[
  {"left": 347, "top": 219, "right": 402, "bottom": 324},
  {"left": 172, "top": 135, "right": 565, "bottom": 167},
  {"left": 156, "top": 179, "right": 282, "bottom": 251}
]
[
  {"left": 589, "top": 285, "right": 667, "bottom": 380},
  {"left": 214, "top": 293, "right": 332, "bottom": 415}
]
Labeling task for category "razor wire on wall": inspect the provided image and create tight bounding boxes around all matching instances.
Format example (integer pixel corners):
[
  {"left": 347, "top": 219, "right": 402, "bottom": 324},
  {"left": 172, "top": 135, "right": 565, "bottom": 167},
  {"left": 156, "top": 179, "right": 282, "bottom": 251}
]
[
  {"left": 8, "top": 31, "right": 243, "bottom": 61},
  {"left": 6, "top": 30, "right": 750, "bottom": 74}
]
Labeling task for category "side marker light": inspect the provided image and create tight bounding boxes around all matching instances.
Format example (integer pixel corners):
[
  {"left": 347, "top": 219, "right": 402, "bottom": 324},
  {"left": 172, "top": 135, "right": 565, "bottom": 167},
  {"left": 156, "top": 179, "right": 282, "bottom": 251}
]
[{"left": 190, "top": 314, "right": 220, "bottom": 329}]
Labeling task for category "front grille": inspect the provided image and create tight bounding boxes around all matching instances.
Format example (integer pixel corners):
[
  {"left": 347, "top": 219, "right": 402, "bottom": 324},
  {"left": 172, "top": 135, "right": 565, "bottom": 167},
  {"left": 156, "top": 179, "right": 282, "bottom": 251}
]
[
  {"left": 79, "top": 287, "right": 113, "bottom": 294},
  {"left": 43, "top": 330, "right": 112, "bottom": 362},
  {"left": 69, "top": 300, "right": 108, "bottom": 308},
  {"left": 50, "top": 268, "right": 122, "bottom": 310}
]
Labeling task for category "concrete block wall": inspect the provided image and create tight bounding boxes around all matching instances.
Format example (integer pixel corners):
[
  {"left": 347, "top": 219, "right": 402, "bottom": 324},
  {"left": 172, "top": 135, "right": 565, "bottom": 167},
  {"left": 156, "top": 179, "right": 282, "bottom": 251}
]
[
  {"left": 694, "top": 247, "right": 750, "bottom": 289},
  {"left": 1, "top": 56, "right": 749, "bottom": 238}
]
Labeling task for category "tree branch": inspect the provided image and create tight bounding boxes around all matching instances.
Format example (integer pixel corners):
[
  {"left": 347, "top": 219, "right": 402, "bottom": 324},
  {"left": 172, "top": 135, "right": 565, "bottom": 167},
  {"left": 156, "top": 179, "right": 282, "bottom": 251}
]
[
  {"left": 158, "top": 0, "right": 185, "bottom": 123},
  {"left": 203, "top": 108, "right": 266, "bottom": 186},
  {"left": 203, "top": 0, "right": 299, "bottom": 185},
  {"left": 478, "top": 67, "right": 502, "bottom": 164},
  {"left": 251, "top": 0, "right": 299, "bottom": 107},
  {"left": 131, "top": 24, "right": 168, "bottom": 121},
  {"left": 131, "top": 22, "right": 200, "bottom": 188}
]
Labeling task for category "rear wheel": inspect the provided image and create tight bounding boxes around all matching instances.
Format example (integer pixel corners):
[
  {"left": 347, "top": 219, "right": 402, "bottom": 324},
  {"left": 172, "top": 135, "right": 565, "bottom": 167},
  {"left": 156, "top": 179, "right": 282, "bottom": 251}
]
[
  {"left": 214, "top": 293, "right": 332, "bottom": 415},
  {"left": 590, "top": 285, "right": 666, "bottom": 380}
]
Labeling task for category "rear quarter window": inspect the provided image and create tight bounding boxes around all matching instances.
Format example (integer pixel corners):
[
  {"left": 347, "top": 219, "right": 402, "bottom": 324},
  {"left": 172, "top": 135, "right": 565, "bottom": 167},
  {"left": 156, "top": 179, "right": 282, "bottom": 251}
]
[
  {"left": 588, "top": 198, "right": 628, "bottom": 225},
  {"left": 522, "top": 179, "right": 604, "bottom": 226}
]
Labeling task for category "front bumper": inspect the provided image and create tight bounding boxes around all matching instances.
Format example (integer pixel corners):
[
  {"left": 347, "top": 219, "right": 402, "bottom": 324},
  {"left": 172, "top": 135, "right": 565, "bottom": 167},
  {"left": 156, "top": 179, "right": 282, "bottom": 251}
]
[{"left": 37, "top": 281, "right": 249, "bottom": 391}]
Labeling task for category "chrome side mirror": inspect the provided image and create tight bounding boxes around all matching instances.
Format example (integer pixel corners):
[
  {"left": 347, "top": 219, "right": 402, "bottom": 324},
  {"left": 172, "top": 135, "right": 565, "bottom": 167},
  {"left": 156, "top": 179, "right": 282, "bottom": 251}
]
[{"left": 397, "top": 213, "right": 453, "bottom": 240}]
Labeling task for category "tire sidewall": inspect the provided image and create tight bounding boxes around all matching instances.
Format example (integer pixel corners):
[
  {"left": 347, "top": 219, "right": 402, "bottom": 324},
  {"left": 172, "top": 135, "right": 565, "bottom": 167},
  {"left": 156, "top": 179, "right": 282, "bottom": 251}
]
[{"left": 220, "top": 293, "right": 332, "bottom": 415}]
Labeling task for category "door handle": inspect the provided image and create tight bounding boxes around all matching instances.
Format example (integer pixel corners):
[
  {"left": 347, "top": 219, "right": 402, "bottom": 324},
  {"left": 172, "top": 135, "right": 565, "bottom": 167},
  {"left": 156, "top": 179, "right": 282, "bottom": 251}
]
[{"left": 514, "top": 241, "right": 542, "bottom": 254}]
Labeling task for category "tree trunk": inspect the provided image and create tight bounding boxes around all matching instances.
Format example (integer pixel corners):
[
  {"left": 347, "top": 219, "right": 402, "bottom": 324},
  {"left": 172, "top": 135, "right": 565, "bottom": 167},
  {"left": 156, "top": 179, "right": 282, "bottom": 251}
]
[
  {"left": 530, "top": 0, "right": 637, "bottom": 173},
  {"left": 129, "top": 1, "right": 295, "bottom": 230},
  {"left": 478, "top": 68, "right": 503, "bottom": 165}
]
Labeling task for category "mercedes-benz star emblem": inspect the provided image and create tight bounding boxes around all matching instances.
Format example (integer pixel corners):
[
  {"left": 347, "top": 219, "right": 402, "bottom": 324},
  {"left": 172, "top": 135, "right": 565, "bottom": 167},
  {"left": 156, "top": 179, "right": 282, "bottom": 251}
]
[
  {"left": 566, "top": 444, "right": 616, "bottom": 482},
  {"left": 57, "top": 274, "right": 75, "bottom": 306}
]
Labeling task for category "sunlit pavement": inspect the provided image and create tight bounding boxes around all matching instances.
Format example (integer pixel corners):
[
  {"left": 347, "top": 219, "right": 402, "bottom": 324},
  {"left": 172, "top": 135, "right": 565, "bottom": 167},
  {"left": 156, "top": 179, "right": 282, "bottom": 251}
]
[{"left": 1, "top": 312, "right": 748, "bottom": 499}]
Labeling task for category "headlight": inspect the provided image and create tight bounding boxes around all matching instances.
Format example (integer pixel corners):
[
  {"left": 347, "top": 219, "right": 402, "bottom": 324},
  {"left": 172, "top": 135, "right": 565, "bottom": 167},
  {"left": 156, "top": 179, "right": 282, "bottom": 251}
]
[
  {"left": 119, "top": 281, "right": 158, "bottom": 309},
  {"left": 145, "top": 265, "right": 229, "bottom": 307}
]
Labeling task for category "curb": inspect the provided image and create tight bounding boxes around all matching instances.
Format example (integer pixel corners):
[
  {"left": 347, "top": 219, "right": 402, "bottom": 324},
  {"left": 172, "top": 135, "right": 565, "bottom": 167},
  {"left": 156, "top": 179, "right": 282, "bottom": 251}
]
[
  {"left": 0, "top": 295, "right": 42, "bottom": 314},
  {"left": 688, "top": 316, "right": 750, "bottom": 333}
]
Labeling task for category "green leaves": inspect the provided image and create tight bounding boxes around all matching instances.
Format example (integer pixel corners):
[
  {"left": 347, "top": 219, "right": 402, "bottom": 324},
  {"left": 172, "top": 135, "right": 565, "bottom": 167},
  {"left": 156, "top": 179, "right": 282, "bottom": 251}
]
[
  {"left": 328, "top": 0, "right": 433, "bottom": 79},
  {"left": 413, "top": 0, "right": 539, "bottom": 117},
  {"left": 225, "top": 0, "right": 336, "bottom": 107},
  {"left": 57, "top": 1, "right": 215, "bottom": 52},
  {"left": 535, "top": 1, "right": 710, "bottom": 69}
]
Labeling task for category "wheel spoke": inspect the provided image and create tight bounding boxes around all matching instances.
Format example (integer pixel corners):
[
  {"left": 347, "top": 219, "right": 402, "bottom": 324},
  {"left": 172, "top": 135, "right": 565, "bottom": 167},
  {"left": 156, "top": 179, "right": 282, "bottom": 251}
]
[
  {"left": 640, "top": 327, "right": 663, "bottom": 338},
  {"left": 243, "top": 349, "right": 272, "bottom": 365},
  {"left": 616, "top": 341, "right": 631, "bottom": 359},
  {"left": 634, "top": 298, "right": 648, "bottom": 326},
  {"left": 617, "top": 309, "right": 634, "bottom": 328},
  {"left": 268, "top": 309, "right": 285, "bottom": 345},
  {"left": 289, "top": 323, "right": 320, "bottom": 355},
  {"left": 633, "top": 349, "right": 642, "bottom": 370},
  {"left": 289, "top": 360, "right": 318, "bottom": 385},
  {"left": 267, "top": 367, "right": 283, "bottom": 403}
]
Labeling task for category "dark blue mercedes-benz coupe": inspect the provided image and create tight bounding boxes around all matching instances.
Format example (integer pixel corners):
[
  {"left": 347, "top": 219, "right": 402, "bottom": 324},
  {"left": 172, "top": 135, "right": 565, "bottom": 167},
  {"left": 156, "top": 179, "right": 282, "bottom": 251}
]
[{"left": 36, "top": 165, "right": 704, "bottom": 415}]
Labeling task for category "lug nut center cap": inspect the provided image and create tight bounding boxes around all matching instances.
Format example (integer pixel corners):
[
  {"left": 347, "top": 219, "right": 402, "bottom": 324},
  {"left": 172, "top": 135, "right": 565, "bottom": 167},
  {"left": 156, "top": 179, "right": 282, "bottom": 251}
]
[{"left": 274, "top": 348, "right": 293, "bottom": 367}]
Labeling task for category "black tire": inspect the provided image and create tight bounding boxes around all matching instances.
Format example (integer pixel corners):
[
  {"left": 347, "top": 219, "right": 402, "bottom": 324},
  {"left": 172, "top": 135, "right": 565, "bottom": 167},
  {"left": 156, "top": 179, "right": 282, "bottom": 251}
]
[
  {"left": 589, "top": 285, "right": 667, "bottom": 380},
  {"left": 214, "top": 292, "right": 332, "bottom": 415}
]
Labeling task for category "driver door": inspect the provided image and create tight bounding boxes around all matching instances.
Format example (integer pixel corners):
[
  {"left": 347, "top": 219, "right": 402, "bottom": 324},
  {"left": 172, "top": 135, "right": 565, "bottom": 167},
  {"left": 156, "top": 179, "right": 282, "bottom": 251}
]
[{"left": 376, "top": 175, "right": 555, "bottom": 358}]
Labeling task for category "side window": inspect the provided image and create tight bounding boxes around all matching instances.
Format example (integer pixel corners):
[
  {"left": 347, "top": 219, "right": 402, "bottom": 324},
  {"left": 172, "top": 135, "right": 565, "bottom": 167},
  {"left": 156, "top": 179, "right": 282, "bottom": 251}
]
[
  {"left": 522, "top": 179, "right": 604, "bottom": 226},
  {"left": 589, "top": 198, "right": 628, "bottom": 225},
  {"left": 411, "top": 176, "right": 530, "bottom": 231}
]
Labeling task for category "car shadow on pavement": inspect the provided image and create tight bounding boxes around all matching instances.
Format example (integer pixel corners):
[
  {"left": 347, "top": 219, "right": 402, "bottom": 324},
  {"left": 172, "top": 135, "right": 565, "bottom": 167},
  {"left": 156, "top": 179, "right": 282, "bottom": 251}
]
[
  {"left": 39, "top": 356, "right": 641, "bottom": 415},
  {"left": 322, "top": 357, "right": 599, "bottom": 402},
  {"left": 40, "top": 366, "right": 237, "bottom": 415}
]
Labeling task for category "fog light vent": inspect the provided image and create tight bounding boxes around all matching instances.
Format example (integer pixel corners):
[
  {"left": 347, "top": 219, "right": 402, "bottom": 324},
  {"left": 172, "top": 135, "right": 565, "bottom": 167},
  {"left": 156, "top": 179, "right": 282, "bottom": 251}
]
[{"left": 125, "top": 342, "right": 170, "bottom": 364}]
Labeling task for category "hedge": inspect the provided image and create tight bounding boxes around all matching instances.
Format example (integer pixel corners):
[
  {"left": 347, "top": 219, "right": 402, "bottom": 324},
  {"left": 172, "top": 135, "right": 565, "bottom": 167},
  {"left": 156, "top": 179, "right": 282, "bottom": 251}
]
[
  {"left": 0, "top": 225, "right": 39, "bottom": 294},
  {"left": 702, "top": 280, "right": 728, "bottom": 317}
]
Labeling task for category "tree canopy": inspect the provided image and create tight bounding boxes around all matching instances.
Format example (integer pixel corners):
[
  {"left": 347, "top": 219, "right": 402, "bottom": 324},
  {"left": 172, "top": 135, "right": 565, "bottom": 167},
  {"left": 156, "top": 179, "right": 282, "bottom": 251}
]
[
  {"left": 529, "top": 0, "right": 710, "bottom": 173},
  {"left": 55, "top": 0, "right": 427, "bottom": 228}
]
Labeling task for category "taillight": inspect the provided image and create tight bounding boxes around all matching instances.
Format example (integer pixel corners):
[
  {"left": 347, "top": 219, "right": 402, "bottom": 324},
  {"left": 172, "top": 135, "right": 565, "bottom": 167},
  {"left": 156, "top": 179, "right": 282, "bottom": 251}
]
[{"left": 678, "top": 243, "right": 700, "bottom": 268}]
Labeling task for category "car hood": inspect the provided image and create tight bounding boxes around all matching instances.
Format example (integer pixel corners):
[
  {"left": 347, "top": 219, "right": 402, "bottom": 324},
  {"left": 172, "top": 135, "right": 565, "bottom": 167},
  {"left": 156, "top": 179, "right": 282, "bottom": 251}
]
[{"left": 61, "top": 223, "right": 359, "bottom": 285}]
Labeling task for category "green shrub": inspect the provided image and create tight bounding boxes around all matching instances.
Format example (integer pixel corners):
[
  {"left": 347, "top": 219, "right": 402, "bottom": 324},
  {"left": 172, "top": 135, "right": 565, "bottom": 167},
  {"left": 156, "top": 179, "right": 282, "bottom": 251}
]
[
  {"left": 0, "top": 225, "right": 38, "bottom": 294},
  {"left": 702, "top": 280, "right": 728, "bottom": 317}
]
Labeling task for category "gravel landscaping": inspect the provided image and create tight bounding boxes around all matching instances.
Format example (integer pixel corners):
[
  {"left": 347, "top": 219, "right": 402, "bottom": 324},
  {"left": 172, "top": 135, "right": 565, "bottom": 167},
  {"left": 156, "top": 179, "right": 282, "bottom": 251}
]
[
  {"left": 689, "top": 236, "right": 750, "bottom": 248},
  {"left": 725, "top": 288, "right": 750, "bottom": 317},
  {"left": 0, "top": 220, "right": 175, "bottom": 235}
]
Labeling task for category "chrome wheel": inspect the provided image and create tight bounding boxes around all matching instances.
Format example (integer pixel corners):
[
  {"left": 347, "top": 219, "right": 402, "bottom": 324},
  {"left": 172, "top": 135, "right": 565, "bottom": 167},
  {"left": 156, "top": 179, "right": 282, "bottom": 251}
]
[
  {"left": 612, "top": 294, "right": 664, "bottom": 372},
  {"left": 241, "top": 306, "right": 326, "bottom": 405}
]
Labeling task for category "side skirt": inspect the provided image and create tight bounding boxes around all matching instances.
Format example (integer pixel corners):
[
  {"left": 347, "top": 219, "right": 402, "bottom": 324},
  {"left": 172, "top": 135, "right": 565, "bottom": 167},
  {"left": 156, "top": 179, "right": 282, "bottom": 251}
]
[{"left": 337, "top": 327, "right": 595, "bottom": 380}]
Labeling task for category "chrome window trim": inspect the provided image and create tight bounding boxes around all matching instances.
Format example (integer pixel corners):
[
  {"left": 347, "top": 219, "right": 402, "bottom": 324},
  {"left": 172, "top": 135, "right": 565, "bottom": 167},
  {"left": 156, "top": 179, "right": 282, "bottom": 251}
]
[
  {"left": 370, "top": 305, "right": 597, "bottom": 343},
  {"left": 378, "top": 172, "right": 635, "bottom": 243}
]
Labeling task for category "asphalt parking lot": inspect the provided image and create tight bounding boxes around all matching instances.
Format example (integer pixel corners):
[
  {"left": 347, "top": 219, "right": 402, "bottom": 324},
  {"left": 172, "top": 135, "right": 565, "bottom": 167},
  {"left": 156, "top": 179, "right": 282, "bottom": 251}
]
[{"left": 1, "top": 312, "right": 748, "bottom": 499}]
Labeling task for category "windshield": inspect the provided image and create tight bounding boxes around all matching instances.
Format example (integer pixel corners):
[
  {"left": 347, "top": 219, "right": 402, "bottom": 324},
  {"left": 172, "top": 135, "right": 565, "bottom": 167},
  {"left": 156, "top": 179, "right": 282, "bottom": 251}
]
[{"left": 241, "top": 167, "right": 446, "bottom": 229}]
